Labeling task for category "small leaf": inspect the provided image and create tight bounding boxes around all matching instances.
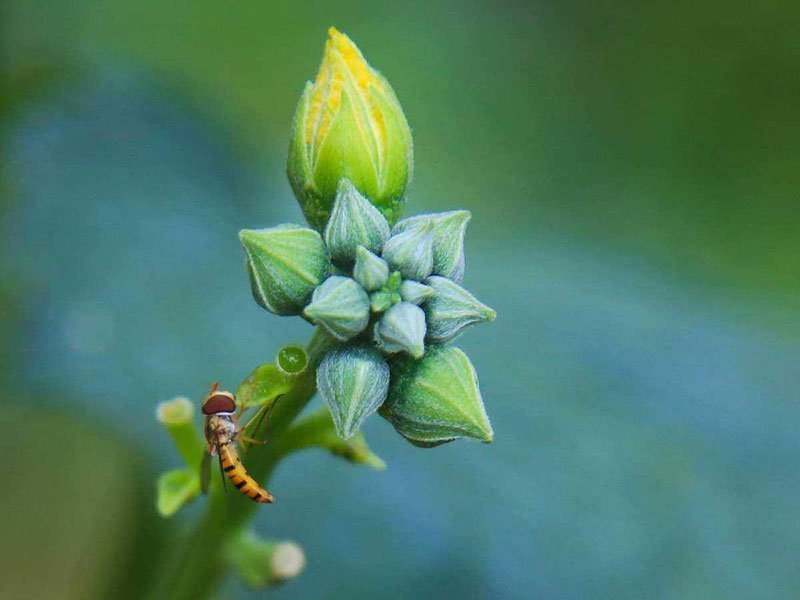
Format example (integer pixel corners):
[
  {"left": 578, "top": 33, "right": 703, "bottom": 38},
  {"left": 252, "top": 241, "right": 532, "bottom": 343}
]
[
  {"left": 424, "top": 276, "right": 496, "bottom": 343},
  {"left": 353, "top": 246, "right": 389, "bottom": 292},
  {"left": 324, "top": 179, "right": 391, "bottom": 265},
  {"left": 317, "top": 343, "right": 390, "bottom": 439},
  {"left": 303, "top": 276, "right": 370, "bottom": 341},
  {"left": 374, "top": 302, "right": 427, "bottom": 358},
  {"left": 240, "top": 225, "right": 330, "bottom": 316},
  {"left": 381, "top": 223, "right": 434, "bottom": 281},
  {"left": 398, "top": 280, "right": 433, "bottom": 305},
  {"left": 236, "top": 364, "right": 295, "bottom": 408},
  {"left": 381, "top": 346, "right": 493, "bottom": 446},
  {"left": 156, "top": 468, "right": 200, "bottom": 517},
  {"left": 393, "top": 210, "right": 471, "bottom": 283}
]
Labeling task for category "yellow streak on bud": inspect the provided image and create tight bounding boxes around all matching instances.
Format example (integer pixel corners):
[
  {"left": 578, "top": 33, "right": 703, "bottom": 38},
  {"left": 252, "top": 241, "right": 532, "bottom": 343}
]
[{"left": 306, "top": 28, "right": 388, "bottom": 177}]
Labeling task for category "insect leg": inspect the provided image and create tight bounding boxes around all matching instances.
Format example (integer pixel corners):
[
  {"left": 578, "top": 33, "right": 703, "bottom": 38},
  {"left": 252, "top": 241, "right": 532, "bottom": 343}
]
[{"left": 216, "top": 445, "right": 228, "bottom": 493}]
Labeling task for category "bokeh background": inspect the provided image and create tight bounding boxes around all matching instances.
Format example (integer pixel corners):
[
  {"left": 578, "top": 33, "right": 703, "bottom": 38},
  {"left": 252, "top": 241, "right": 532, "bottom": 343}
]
[{"left": 3, "top": 1, "right": 800, "bottom": 598}]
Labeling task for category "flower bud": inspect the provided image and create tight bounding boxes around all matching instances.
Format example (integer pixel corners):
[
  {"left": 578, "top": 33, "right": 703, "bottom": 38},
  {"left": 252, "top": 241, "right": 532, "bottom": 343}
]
[
  {"left": 276, "top": 345, "right": 309, "bottom": 376},
  {"left": 381, "top": 346, "right": 493, "bottom": 446},
  {"left": 370, "top": 289, "right": 393, "bottom": 313},
  {"left": 393, "top": 210, "right": 471, "bottom": 283},
  {"left": 226, "top": 530, "right": 306, "bottom": 588},
  {"left": 156, "top": 396, "right": 194, "bottom": 427},
  {"left": 353, "top": 245, "right": 389, "bottom": 291},
  {"left": 374, "top": 302, "right": 426, "bottom": 358},
  {"left": 288, "top": 27, "right": 413, "bottom": 231},
  {"left": 317, "top": 343, "right": 390, "bottom": 439},
  {"left": 156, "top": 396, "right": 204, "bottom": 469},
  {"left": 303, "top": 276, "right": 370, "bottom": 341},
  {"left": 398, "top": 280, "right": 433, "bottom": 305},
  {"left": 424, "top": 276, "right": 496, "bottom": 343},
  {"left": 324, "top": 179, "right": 391, "bottom": 265},
  {"left": 382, "top": 222, "right": 434, "bottom": 281},
  {"left": 240, "top": 225, "right": 330, "bottom": 316}
]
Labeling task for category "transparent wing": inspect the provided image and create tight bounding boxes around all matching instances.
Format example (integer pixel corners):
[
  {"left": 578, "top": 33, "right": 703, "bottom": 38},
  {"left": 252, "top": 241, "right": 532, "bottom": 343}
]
[{"left": 200, "top": 451, "right": 211, "bottom": 495}]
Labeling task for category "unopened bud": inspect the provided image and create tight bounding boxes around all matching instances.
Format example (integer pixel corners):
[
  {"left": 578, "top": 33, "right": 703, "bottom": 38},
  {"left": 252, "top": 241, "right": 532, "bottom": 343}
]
[
  {"left": 303, "top": 276, "right": 370, "bottom": 341},
  {"left": 288, "top": 28, "right": 413, "bottom": 230}
]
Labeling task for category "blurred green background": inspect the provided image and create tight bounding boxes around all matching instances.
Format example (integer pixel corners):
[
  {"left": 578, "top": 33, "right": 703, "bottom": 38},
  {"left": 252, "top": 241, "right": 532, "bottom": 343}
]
[{"left": 2, "top": 1, "right": 799, "bottom": 598}]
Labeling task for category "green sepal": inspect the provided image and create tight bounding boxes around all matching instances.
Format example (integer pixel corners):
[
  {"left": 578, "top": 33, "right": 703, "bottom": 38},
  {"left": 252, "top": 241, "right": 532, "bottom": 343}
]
[
  {"left": 324, "top": 180, "right": 391, "bottom": 265},
  {"left": 385, "top": 270, "right": 402, "bottom": 291},
  {"left": 239, "top": 225, "right": 330, "bottom": 316},
  {"left": 317, "top": 343, "right": 390, "bottom": 439},
  {"left": 381, "top": 346, "right": 493, "bottom": 446},
  {"left": 424, "top": 276, "right": 496, "bottom": 343},
  {"left": 374, "top": 302, "right": 427, "bottom": 358},
  {"left": 353, "top": 246, "right": 390, "bottom": 292},
  {"left": 303, "top": 276, "right": 370, "bottom": 341},
  {"left": 382, "top": 222, "right": 434, "bottom": 281},
  {"left": 156, "top": 468, "right": 200, "bottom": 518},
  {"left": 393, "top": 210, "right": 470, "bottom": 283},
  {"left": 398, "top": 280, "right": 433, "bottom": 305},
  {"left": 370, "top": 290, "right": 393, "bottom": 313}
]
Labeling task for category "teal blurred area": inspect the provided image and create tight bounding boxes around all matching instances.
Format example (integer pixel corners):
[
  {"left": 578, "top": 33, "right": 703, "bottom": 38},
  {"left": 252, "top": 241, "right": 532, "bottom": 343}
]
[{"left": 2, "top": 1, "right": 800, "bottom": 598}]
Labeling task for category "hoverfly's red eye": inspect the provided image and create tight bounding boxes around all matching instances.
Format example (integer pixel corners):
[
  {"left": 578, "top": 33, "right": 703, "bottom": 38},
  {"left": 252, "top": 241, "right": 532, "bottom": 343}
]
[{"left": 202, "top": 393, "right": 236, "bottom": 415}]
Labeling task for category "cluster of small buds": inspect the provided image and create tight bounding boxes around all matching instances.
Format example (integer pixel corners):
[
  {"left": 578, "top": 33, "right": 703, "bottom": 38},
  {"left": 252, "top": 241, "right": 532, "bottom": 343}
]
[
  {"left": 240, "top": 28, "right": 496, "bottom": 446},
  {"left": 240, "top": 178, "right": 495, "bottom": 444}
]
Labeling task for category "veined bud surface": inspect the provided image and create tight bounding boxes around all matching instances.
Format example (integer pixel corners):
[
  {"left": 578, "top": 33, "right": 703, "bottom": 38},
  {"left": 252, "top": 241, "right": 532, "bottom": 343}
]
[
  {"left": 240, "top": 225, "right": 330, "bottom": 316},
  {"left": 288, "top": 27, "right": 413, "bottom": 231},
  {"left": 325, "top": 179, "right": 391, "bottom": 265},
  {"left": 303, "top": 276, "right": 370, "bottom": 341},
  {"left": 381, "top": 346, "right": 494, "bottom": 446},
  {"left": 317, "top": 343, "right": 390, "bottom": 439}
]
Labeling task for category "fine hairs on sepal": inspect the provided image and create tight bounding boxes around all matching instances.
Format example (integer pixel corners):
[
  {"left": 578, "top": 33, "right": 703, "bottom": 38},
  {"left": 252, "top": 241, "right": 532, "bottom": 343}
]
[
  {"left": 380, "top": 346, "right": 494, "bottom": 446},
  {"left": 374, "top": 302, "right": 427, "bottom": 358},
  {"left": 240, "top": 225, "right": 330, "bottom": 316},
  {"left": 398, "top": 280, "right": 433, "bottom": 305},
  {"left": 353, "top": 246, "right": 390, "bottom": 292},
  {"left": 324, "top": 180, "right": 391, "bottom": 265},
  {"left": 392, "top": 210, "right": 471, "bottom": 283},
  {"left": 317, "top": 343, "right": 390, "bottom": 439},
  {"left": 303, "top": 276, "right": 370, "bottom": 341},
  {"left": 381, "top": 222, "right": 434, "bottom": 281},
  {"left": 423, "top": 276, "right": 496, "bottom": 343}
]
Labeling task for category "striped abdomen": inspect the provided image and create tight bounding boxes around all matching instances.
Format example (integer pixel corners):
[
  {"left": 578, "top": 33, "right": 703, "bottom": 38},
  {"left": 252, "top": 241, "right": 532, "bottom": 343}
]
[{"left": 219, "top": 444, "right": 274, "bottom": 503}]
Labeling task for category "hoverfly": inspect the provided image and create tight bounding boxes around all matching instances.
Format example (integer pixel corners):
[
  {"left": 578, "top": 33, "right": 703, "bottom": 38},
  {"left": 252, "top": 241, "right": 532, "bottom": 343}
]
[{"left": 200, "top": 383, "right": 275, "bottom": 503}]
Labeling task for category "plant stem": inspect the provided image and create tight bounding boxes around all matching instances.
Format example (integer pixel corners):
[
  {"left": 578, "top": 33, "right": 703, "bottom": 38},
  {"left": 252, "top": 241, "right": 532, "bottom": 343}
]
[{"left": 150, "top": 330, "right": 330, "bottom": 600}]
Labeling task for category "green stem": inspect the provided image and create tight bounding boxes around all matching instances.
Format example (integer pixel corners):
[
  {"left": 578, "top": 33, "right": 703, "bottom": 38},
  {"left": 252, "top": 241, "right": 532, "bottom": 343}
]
[{"left": 150, "top": 330, "right": 331, "bottom": 600}]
